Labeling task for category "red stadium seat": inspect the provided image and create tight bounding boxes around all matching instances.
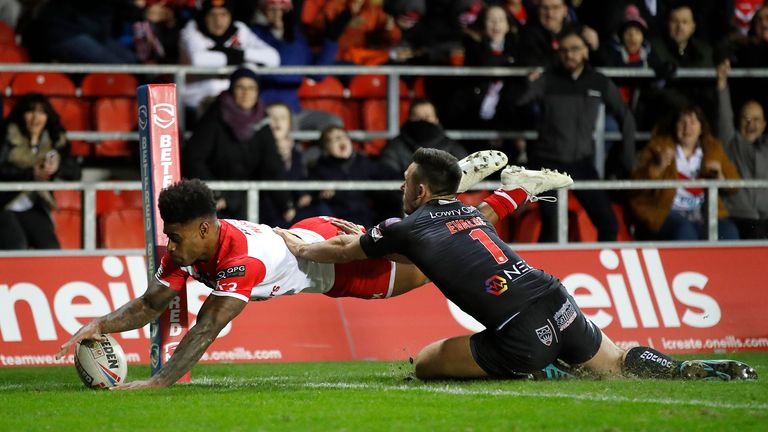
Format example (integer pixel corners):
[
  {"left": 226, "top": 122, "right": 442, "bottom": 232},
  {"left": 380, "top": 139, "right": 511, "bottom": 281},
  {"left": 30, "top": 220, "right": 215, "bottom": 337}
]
[
  {"left": 92, "top": 98, "right": 138, "bottom": 157},
  {"left": 0, "top": 21, "right": 15, "bottom": 46},
  {"left": 349, "top": 76, "right": 410, "bottom": 155},
  {"left": 53, "top": 190, "right": 82, "bottom": 210},
  {"left": 0, "top": 44, "right": 27, "bottom": 63},
  {"left": 50, "top": 97, "right": 92, "bottom": 156},
  {"left": 52, "top": 209, "right": 82, "bottom": 249},
  {"left": 97, "top": 190, "right": 143, "bottom": 215},
  {"left": 99, "top": 208, "right": 145, "bottom": 249},
  {"left": 10, "top": 72, "right": 77, "bottom": 97},
  {"left": 298, "top": 76, "right": 358, "bottom": 129},
  {"left": 81, "top": 73, "right": 138, "bottom": 97}
]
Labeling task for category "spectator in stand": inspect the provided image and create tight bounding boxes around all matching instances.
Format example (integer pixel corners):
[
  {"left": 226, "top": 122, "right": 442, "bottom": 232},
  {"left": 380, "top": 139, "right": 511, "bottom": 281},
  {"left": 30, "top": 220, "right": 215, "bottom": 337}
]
[
  {"left": 491, "top": 0, "right": 533, "bottom": 29},
  {"left": 124, "top": 0, "right": 195, "bottom": 64},
  {"left": 181, "top": 66, "right": 293, "bottom": 227},
  {"left": 302, "top": 0, "right": 401, "bottom": 66},
  {"left": 266, "top": 102, "right": 317, "bottom": 225},
  {"left": 729, "top": 6, "right": 768, "bottom": 113},
  {"left": 732, "top": 5, "right": 768, "bottom": 67},
  {"left": 0, "top": 93, "right": 81, "bottom": 250},
  {"left": 730, "top": 0, "right": 766, "bottom": 37},
  {"left": 594, "top": 5, "right": 665, "bottom": 133},
  {"left": 380, "top": 99, "right": 467, "bottom": 175},
  {"left": 0, "top": 0, "right": 20, "bottom": 28},
  {"left": 250, "top": 0, "right": 343, "bottom": 131},
  {"left": 179, "top": 0, "right": 279, "bottom": 112},
  {"left": 21, "top": 0, "right": 142, "bottom": 63},
  {"left": 647, "top": 1, "right": 717, "bottom": 127},
  {"left": 629, "top": 106, "right": 741, "bottom": 241},
  {"left": 516, "top": 29, "right": 636, "bottom": 242},
  {"left": 460, "top": 4, "right": 525, "bottom": 129},
  {"left": 309, "top": 126, "right": 394, "bottom": 227},
  {"left": 518, "top": 0, "right": 599, "bottom": 68},
  {"left": 716, "top": 60, "right": 768, "bottom": 239}
]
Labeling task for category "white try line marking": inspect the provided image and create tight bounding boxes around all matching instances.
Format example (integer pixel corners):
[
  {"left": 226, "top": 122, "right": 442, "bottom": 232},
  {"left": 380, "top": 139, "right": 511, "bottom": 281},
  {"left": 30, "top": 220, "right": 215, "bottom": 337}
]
[{"left": 190, "top": 376, "right": 768, "bottom": 411}]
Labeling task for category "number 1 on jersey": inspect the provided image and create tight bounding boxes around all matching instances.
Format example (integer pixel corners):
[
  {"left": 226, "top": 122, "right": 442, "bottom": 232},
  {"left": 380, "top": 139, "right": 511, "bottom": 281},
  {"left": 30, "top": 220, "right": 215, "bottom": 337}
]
[{"left": 469, "top": 228, "right": 509, "bottom": 264}]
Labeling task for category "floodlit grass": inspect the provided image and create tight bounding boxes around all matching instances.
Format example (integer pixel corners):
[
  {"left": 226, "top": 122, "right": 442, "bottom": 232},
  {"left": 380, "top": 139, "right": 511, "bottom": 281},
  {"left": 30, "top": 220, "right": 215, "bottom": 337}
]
[{"left": 1, "top": 353, "right": 766, "bottom": 431}]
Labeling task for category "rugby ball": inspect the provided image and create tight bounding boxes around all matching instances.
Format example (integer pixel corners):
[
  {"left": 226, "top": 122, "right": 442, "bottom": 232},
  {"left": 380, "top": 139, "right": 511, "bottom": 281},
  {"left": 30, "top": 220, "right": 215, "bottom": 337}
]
[{"left": 74, "top": 334, "right": 128, "bottom": 389}]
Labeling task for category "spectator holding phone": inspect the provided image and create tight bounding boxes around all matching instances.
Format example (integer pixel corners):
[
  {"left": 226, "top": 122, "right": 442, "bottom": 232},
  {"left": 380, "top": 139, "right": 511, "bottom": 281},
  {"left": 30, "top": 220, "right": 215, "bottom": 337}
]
[{"left": 0, "top": 93, "right": 81, "bottom": 249}]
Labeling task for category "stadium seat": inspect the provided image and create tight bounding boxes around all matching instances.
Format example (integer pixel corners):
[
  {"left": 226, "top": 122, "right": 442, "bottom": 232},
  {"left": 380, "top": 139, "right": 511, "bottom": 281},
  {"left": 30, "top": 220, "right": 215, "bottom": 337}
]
[
  {"left": 96, "top": 190, "right": 143, "bottom": 215},
  {"left": 52, "top": 208, "right": 82, "bottom": 249},
  {"left": 0, "top": 44, "right": 27, "bottom": 63},
  {"left": 53, "top": 190, "right": 82, "bottom": 210},
  {"left": 10, "top": 72, "right": 77, "bottom": 97},
  {"left": 298, "top": 76, "right": 358, "bottom": 129},
  {"left": 50, "top": 97, "right": 92, "bottom": 156},
  {"left": 81, "top": 73, "right": 138, "bottom": 97},
  {"left": 349, "top": 76, "right": 410, "bottom": 156},
  {"left": 92, "top": 98, "right": 138, "bottom": 157},
  {"left": 98, "top": 208, "right": 145, "bottom": 249},
  {"left": 0, "top": 21, "right": 15, "bottom": 46}
]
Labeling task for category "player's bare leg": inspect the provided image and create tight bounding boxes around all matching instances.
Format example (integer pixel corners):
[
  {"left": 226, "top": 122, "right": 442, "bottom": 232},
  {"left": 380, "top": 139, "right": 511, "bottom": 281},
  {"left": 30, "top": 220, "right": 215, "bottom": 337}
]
[
  {"left": 413, "top": 335, "right": 488, "bottom": 380},
  {"left": 391, "top": 263, "right": 430, "bottom": 296},
  {"left": 578, "top": 329, "right": 757, "bottom": 380}
]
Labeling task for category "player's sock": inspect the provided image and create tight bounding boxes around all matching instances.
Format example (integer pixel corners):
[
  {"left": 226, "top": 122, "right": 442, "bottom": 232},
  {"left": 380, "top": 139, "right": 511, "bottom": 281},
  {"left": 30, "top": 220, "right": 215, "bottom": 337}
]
[
  {"left": 483, "top": 188, "right": 529, "bottom": 221},
  {"left": 622, "top": 346, "right": 681, "bottom": 379}
]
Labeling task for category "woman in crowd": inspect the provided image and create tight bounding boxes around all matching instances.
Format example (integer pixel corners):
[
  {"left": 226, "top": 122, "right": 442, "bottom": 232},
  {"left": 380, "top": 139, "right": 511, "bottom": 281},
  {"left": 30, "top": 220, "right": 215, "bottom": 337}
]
[
  {"left": 181, "top": 65, "right": 293, "bottom": 226},
  {"left": 0, "top": 93, "right": 81, "bottom": 249},
  {"left": 629, "top": 106, "right": 741, "bottom": 240}
]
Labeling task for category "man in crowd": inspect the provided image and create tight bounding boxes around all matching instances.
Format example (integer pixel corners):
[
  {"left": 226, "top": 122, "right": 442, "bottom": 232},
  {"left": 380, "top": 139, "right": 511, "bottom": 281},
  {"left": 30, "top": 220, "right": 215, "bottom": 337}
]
[{"left": 276, "top": 148, "right": 757, "bottom": 382}]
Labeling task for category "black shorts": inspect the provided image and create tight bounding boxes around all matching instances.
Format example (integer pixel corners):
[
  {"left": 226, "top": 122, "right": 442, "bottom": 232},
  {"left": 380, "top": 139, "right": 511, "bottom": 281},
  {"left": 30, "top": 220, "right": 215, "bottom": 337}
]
[{"left": 470, "top": 284, "right": 602, "bottom": 378}]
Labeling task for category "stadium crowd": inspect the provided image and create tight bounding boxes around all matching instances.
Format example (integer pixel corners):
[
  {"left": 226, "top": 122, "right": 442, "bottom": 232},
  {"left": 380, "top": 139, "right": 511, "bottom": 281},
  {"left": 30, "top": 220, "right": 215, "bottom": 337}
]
[{"left": 1, "top": 0, "right": 767, "bottom": 249}]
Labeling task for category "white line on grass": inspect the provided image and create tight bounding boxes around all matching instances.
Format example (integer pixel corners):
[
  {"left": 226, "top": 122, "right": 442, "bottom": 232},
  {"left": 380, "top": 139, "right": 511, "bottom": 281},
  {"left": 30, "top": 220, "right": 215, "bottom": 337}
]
[{"left": 192, "top": 377, "right": 768, "bottom": 411}]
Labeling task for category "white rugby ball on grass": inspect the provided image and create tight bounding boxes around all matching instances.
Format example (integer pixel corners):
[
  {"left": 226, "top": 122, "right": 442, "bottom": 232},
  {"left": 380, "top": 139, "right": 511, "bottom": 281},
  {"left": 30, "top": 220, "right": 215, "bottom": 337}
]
[{"left": 74, "top": 334, "right": 128, "bottom": 389}]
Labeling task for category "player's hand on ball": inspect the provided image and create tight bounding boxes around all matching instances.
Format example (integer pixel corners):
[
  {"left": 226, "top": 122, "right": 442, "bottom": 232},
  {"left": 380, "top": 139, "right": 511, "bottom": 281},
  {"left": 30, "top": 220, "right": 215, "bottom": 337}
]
[
  {"left": 56, "top": 320, "right": 106, "bottom": 359},
  {"left": 111, "top": 378, "right": 165, "bottom": 391}
]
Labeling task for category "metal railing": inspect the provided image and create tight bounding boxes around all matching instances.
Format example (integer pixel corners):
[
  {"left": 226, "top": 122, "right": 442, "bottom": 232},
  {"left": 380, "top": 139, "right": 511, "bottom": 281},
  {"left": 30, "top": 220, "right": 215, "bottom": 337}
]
[
  {"left": 3, "top": 63, "right": 767, "bottom": 144},
  {"left": 1, "top": 179, "right": 766, "bottom": 250}
]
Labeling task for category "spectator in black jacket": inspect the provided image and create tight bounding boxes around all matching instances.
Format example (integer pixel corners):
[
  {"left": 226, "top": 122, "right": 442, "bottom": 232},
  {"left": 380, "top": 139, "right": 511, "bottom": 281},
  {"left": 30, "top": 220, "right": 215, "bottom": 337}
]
[
  {"left": 0, "top": 93, "right": 81, "bottom": 249},
  {"left": 181, "top": 65, "right": 293, "bottom": 226},
  {"left": 516, "top": 29, "right": 636, "bottom": 242},
  {"left": 380, "top": 99, "right": 467, "bottom": 175},
  {"left": 309, "top": 126, "right": 394, "bottom": 227},
  {"left": 518, "top": 0, "right": 599, "bottom": 67}
]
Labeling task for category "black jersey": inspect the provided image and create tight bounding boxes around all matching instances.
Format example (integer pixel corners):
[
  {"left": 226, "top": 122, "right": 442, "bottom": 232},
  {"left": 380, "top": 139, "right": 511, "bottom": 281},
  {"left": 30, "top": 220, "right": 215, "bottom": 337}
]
[{"left": 360, "top": 199, "right": 560, "bottom": 329}]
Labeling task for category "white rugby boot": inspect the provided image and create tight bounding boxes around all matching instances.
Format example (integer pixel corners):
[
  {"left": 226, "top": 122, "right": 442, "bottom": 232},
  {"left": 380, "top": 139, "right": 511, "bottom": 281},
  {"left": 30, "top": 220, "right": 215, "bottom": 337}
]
[
  {"left": 501, "top": 165, "right": 573, "bottom": 202},
  {"left": 456, "top": 150, "right": 508, "bottom": 193}
]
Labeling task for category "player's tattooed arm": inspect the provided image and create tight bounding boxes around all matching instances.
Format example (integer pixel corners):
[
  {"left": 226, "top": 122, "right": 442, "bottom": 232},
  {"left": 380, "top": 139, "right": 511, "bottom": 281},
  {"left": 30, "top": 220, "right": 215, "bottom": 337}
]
[
  {"left": 275, "top": 228, "right": 368, "bottom": 263},
  {"left": 56, "top": 279, "right": 178, "bottom": 358},
  {"left": 115, "top": 294, "right": 247, "bottom": 390}
]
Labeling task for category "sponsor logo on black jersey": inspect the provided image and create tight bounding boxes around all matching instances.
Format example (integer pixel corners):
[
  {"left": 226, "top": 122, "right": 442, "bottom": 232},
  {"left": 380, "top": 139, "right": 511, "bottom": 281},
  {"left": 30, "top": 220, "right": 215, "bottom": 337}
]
[
  {"left": 216, "top": 265, "right": 246, "bottom": 280},
  {"left": 554, "top": 299, "right": 577, "bottom": 331},
  {"left": 485, "top": 275, "right": 508, "bottom": 296},
  {"left": 428, "top": 206, "right": 476, "bottom": 218},
  {"left": 370, "top": 226, "right": 383, "bottom": 242}
]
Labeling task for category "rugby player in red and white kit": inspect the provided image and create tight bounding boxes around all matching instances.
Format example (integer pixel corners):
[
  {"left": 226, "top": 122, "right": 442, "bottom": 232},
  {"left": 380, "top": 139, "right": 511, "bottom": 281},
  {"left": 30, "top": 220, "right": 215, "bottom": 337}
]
[{"left": 56, "top": 151, "right": 572, "bottom": 389}]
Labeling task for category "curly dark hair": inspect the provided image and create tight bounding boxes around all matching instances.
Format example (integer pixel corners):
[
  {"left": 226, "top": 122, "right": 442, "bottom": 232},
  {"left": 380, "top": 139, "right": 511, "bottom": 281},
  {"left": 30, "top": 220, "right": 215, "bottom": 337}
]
[
  {"left": 5, "top": 93, "right": 66, "bottom": 143},
  {"left": 412, "top": 147, "right": 461, "bottom": 196},
  {"left": 158, "top": 178, "right": 217, "bottom": 225}
]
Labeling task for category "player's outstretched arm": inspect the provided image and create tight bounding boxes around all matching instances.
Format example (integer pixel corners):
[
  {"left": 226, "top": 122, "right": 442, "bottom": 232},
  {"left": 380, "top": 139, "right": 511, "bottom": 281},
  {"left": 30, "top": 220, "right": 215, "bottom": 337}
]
[
  {"left": 275, "top": 228, "right": 368, "bottom": 263},
  {"left": 56, "top": 279, "right": 179, "bottom": 359},
  {"left": 477, "top": 203, "right": 500, "bottom": 225},
  {"left": 114, "top": 294, "right": 247, "bottom": 390}
]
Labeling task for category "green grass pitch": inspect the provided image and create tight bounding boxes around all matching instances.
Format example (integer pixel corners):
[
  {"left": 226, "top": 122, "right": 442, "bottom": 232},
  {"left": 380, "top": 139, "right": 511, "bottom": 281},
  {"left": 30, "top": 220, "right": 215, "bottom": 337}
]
[{"left": 1, "top": 353, "right": 766, "bottom": 431}]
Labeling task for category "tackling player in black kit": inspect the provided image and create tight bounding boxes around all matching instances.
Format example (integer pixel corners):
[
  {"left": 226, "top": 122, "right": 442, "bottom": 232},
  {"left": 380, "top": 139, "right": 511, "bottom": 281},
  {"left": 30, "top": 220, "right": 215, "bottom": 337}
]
[{"left": 276, "top": 148, "right": 757, "bottom": 381}]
